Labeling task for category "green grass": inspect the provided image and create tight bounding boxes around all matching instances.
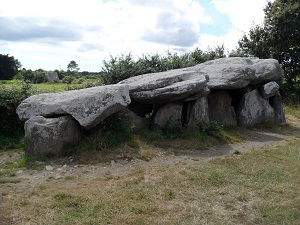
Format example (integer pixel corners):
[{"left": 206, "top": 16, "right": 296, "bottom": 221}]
[
  {"left": 66, "top": 124, "right": 245, "bottom": 164},
  {"left": 0, "top": 135, "right": 24, "bottom": 150},
  {"left": 1, "top": 79, "right": 103, "bottom": 93},
  {"left": 32, "top": 83, "right": 71, "bottom": 92},
  {"left": 0, "top": 178, "right": 22, "bottom": 184},
  {"left": 0, "top": 153, "right": 44, "bottom": 177}
]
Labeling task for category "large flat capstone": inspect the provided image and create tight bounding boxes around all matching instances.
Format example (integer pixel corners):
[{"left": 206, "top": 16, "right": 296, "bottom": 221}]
[
  {"left": 189, "top": 57, "right": 284, "bottom": 89},
  {"left": 118, "top": 68, "right": 209, "bottom": 103},
  {"left": 17, "top": 84, "right": 131, "bottom": 130},
  {"left": 118, "top": 57, "right": 283, "bottom": 103}
]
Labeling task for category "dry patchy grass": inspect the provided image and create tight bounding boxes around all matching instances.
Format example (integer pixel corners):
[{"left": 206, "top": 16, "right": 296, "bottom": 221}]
[{"left": 2, "top": 137, "right": 300, "bottom": 224}]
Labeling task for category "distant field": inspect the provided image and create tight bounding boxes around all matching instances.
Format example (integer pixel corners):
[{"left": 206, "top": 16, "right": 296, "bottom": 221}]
[
  {"left": 1, "top": 80, "right": 102, "bottom": 93},
  {"left": 32, "top": 83, "right": 76, "bottom": 93}
]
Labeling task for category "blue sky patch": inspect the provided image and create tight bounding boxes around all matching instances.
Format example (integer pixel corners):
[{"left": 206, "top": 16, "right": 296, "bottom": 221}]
[{"left": 199, "top": 1, "right": 232, "bottom": 36}]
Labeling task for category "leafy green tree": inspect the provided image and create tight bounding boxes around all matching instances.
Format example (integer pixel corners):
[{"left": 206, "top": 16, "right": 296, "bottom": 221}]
[
  {"left": 21, "top": 69, "right": 35, "bottom": 82},
  {"left": 67, "top": 60, "right": 80, "bottom": 77},
  {"left": 14, "top": 58, "right": 22, "bottom": 70},
  {"left": 34, "top": 69, "right": 48, "bottom": 83},
  {"left": 0, "top": 54, "right": 19, "bottom": 80},
  {"left": 54, "top": 69, "right": 65, "bottom": 80},
  {"left": 238, "top": 0, "right": 300, "bottom": 95}
]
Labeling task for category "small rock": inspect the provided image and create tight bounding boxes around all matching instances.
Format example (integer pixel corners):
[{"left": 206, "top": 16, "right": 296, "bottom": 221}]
[
  {"left": 45, "top": 165, "right": 54, "bottom": 171},
  {"left": 55, "top": 175, "right": 64, "bottom": 180},
  {"left": 16, "top": 170, "right": 24, "bottom": 174}
]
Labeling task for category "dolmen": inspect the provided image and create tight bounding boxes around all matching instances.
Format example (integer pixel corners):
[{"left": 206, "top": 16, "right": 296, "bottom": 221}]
[{"left": 17, "top": 57, "right": 286, "bottom": 156}]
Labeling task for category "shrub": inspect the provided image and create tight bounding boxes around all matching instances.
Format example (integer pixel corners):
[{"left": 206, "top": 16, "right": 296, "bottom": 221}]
[
  {"left": 198, "top": 121, "right": 224, "bottom": 136},
  {"left": 0, "top": 81, "right": 34, "bottom": 138},
  {"left": 101, "top": 45, "right": 226, "bottom": 85},
  {"left": 101, "top": 53, "right": 138, "bottom": 84},
  {"left": 62, "top": 75, "right": 75, "bottom": 84}
]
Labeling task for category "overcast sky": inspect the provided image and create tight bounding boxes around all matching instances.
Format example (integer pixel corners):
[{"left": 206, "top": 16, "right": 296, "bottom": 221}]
[{"left": 0, "top": 0, "right": 271, "bottom": 72}]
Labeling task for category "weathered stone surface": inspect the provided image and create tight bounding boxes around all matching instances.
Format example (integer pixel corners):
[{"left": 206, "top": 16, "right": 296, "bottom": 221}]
[
  {"left": 187, "top": 96, "right": 209, "bottom": 128},
  {"left": 118, "top": 57, "right": 283, "bottom": 103},
  {"left": 17, "top": 84, "right": 131, "bottom": 130},
  {"left": 237, "top": 89, "right": 275, "bottom": 126},
  {"left": 189, "top": 57, "right": 284, "bottom": 89},
  {"left": 270, "top": 92, "right": 286, "bottom": 124},
  {"left": 259, "top": 81, "right": 280, "bottom": 99},
  {"left": 118, "top": 69, "right": 208, "bottom": 103},
  {"left": 119, "top": 108, "right": 150, "bottom": 130},
  {"left": 24, "top": 116, "right": 81, "bottom": 156},
  {"left": 183, "top": 86, "right": 210, "bottom": 101},
  {"left": 154, "top": 103, "right": 182, "bottom": 129},
  {"left": 208, "top": 91, "right": 237, "bottom": 126}
]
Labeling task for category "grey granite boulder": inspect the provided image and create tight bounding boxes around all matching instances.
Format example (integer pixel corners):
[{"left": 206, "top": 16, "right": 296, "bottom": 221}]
[
  {"left": 189, "top": 57, "right": 284, "bottom": 89},
  {"left": 24, "top": 115, "right": 81, "bottom": 156},
  {"left": 118, "top": 69, "right": 208, "bottom": 103},
  {"left": 208, "top": 91, "right": 237, "bottom": 126},
  {"left": 259, "top": 81, "right": 280, "bottom": 99},
  {"left": 237, "top": 89, "right": 275, "bottom": 126},
  {"left": 270, "top": 92, "right": 286, "bottom": 124},
  {"left": 17, "top": 84, "right": 131, "bottom": 130},
  {"left": 154, "top": 103, "right": 183, "bottom": 129},
  {"left": 187, "top": 96, "right": 209, "bottom": 128},
  {"left": 119, "top": 108, "right": 150, "bottom": 130}
]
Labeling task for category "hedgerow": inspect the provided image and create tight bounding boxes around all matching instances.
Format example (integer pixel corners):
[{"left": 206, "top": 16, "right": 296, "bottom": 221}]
[{"left": 101, "top": 45, "right": 226, "bottom": 84}]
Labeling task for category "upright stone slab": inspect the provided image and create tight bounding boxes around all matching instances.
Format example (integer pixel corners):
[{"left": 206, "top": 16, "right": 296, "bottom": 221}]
[
  {"left": 270, "top": 92, "right": 286, "bottom": 124},
  {"left": 119, "top": 108, "right": 150, "bottom": 130},
  {"left": 187, "top": 96, "right": 209, "bottom": 128},
  {"left": 154, "top": 103, "right": 182, "bottom": 129},
  {"left": 17, "top": 84, "right": 131, "bottom": 130},
  {"left": 237, "top": 89, "right": 275, "bottom": 126},
  {"left": 24, "top": 115, "right": 81, "bottom": 156},
  {"left": 208, "top": 91, "right": 237, "bottom": 126}
]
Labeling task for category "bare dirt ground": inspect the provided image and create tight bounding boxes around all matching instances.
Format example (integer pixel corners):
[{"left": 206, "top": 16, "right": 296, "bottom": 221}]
[{"left": 0, "top": 114, "right": 299, "bottom": 224}]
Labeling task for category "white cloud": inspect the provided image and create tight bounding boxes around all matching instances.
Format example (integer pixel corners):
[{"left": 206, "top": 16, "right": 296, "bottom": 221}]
[
  {"left": 197, "top": 29, "right": 242, "bottom": 51},
  {"left": 211, "top": 0, "right": 271, "bottom": 31},
  {"left": 0, "top": 0, "right": 270, "bottom": 71}
]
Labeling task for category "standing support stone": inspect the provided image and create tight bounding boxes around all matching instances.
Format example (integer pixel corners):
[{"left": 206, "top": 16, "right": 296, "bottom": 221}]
[
  {"left": 208, "top": 91, "right": 237, "bottom": 126},
  {"left": 187, "top": 96, "right": 209, "bottom": 128},
  {"left": 24, "top": 115, "right": 81, "bottom": 156},
  {"left": 154, "top": 103, "right": 183, "bottom": 129},
  {"left": 237, "top": 89, "right": 275, "bottom": 126},
  {"left": 119, "top": 108, "right": 150, "bottom": 130},
  {"left": 270, "top": 92, "right": 286, "bottom": 124}
]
